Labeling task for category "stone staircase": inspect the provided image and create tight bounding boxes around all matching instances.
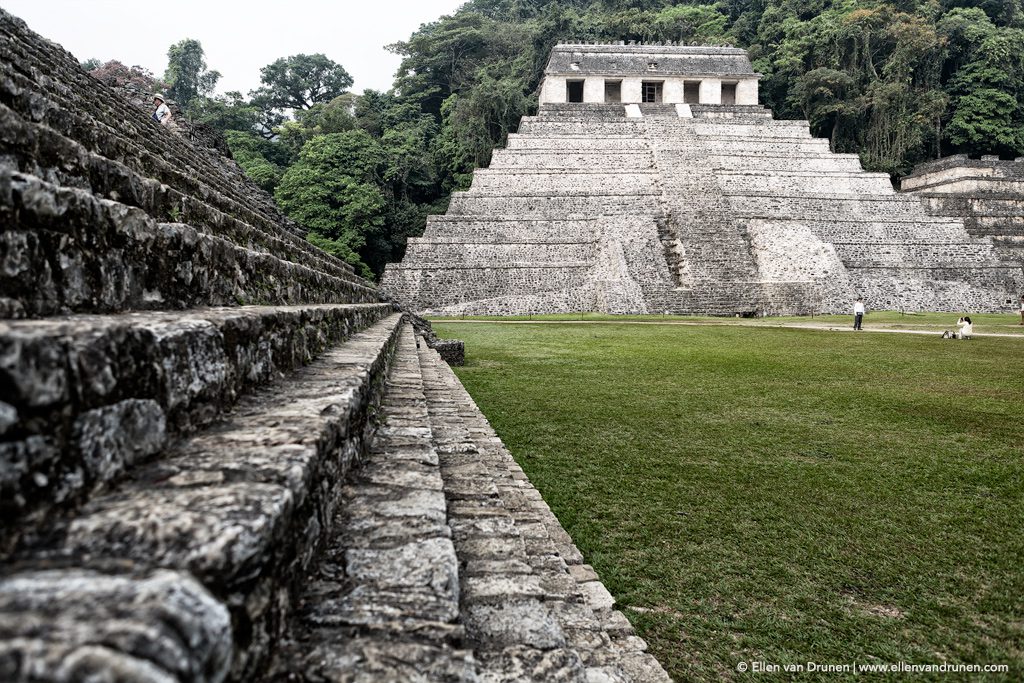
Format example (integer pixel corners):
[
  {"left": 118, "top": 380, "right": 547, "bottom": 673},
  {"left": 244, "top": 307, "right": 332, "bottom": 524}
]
[
  {"left": 267, "top": 325, "right": 669, "bottom": 681},
  {"left": 0, "top": 9, "right": 670, "bottom": 682},
  {"left": 643, "top": 116, "right": 761, "bottom": 315}
]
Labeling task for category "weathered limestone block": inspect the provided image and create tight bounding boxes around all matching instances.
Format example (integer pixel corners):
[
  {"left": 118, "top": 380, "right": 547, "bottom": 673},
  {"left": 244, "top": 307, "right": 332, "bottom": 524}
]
[
  {"left": 0, "top": 304, "right": 391, "bottom": 537},
  {"left": 0, "top": 568, "right": 232, "bottom": 683}
]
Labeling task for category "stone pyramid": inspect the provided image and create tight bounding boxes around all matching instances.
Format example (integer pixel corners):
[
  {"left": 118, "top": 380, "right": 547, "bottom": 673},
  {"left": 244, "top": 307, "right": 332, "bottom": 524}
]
[{"left": 383, "top": 45, "right": 1022, "bottom": 315}]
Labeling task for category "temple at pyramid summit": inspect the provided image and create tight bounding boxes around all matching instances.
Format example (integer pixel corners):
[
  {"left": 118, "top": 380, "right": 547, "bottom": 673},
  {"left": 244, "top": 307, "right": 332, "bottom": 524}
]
[{"left": 382, "top": 42, "right": 1024, "bottom": 316}]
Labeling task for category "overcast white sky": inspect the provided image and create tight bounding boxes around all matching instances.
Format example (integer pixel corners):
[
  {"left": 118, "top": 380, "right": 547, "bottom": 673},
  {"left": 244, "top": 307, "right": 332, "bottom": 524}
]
[{"left": 3, "top": 0, "right": 468, "bottom": 95}]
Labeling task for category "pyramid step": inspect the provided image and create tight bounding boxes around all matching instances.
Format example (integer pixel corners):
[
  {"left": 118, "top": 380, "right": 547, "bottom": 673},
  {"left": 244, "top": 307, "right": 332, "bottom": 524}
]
[
  {"left": 0, "top": 567, "right": 233, "bottom": 682},
  {"left": 0, "top": 168, "right": 376, "bottom": 318},
  {"left": 0, "top": 100, "right": 357, "bottom": 287},
  {"left": 267, "top": 322, "right": 478, "bottom": 680},
  {"left": 417, "top": 343, "right": 671, "bottom": 681},
  {"left": 0, "top": 22, "right": 301, "bottom": 242},
  {"left": 0, "top": 303, "right": 393, "bottom": 545},
  {"left": 6, "top": 312, "right": 405, "bottom": 680}
]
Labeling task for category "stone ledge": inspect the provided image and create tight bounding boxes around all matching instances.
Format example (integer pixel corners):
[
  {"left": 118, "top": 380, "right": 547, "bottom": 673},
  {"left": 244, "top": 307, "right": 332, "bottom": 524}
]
[
  {"left": 0, "top": 566, "right": 232, "bottom": 683},
  {"left": 12, "top": 313, "right": 405, "bottom": 679},
  {"left": 0, "top": 303, "right": 393, "bottom": 540}
]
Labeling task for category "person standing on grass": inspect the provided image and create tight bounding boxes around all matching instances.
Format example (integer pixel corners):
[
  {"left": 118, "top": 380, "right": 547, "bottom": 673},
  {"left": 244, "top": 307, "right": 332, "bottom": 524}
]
[
  {"left": 1019, "top": 296, "right": 1023, "bottom": 325},
  {"left": 853, "top": 297, "right": 865, "bottom": 331}
]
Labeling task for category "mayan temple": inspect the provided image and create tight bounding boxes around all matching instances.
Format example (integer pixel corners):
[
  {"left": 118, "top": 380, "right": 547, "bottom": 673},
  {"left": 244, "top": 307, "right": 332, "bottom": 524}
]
[
  {"left": 0, "top": 10, "right": 671, "bottom": 681},
  {"left": 383, "top": 42, "right": 1023, "bottom": 315}
]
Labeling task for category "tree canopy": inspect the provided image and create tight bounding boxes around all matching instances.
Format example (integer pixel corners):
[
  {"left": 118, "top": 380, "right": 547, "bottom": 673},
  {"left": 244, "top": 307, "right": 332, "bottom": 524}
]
[{"left": 164, "top": 39, "right": 220, "bottom": 109}]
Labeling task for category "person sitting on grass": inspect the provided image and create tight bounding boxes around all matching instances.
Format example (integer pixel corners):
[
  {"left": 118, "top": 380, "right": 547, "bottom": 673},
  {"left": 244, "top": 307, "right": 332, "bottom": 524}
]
[
  {"left": 942, "top": 316, "right": 974, "bottom": 339},
  {"left": 956, "top": 316, "right": 973, "bottom": 339}
]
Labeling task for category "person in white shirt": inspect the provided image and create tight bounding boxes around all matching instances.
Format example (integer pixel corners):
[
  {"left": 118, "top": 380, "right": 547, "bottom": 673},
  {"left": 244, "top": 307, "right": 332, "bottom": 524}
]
[
  {"left": 853, "top": 297, "right": 865, "bottom": 330},
  {"left": 956, "top": 316, "right": 973, "bottom": 339},
  {"left": 151, "top": 94, "right": 172, "bottom": 127}
]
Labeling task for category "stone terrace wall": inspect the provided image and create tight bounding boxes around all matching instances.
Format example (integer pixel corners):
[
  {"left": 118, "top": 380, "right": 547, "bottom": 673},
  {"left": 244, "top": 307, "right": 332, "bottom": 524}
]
[{"left": 901, "top": 155, "right": 1024, "bottom": 279}]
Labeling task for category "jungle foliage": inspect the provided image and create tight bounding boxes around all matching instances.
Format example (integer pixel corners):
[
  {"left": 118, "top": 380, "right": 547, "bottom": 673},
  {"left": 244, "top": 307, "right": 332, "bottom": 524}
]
[{"left": 86, "top": 1, "right": 1024, "bottom": 279}]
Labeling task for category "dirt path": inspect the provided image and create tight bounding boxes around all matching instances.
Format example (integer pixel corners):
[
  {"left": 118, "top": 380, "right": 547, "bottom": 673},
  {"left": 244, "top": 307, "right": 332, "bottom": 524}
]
[{"left": 431, "top": 318, "right": 1024, "bottom": 339}]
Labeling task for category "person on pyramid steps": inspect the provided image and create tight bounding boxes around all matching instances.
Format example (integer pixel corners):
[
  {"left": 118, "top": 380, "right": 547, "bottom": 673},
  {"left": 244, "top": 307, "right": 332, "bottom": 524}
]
[{"left": 151, "top": 94, "right": 172, "bottom": 127}]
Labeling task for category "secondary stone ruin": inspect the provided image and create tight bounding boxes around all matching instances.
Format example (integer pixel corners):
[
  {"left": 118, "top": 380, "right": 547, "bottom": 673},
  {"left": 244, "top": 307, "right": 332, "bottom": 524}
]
[
  {"left": 0, "top": 11, "right": 669, "bottom": 682},
  {"left": 383, "top": 42, "right": 1023, "bottom": 316},
  {"left": 901, "top": 154, "right": 1024, "bottom": 276}
]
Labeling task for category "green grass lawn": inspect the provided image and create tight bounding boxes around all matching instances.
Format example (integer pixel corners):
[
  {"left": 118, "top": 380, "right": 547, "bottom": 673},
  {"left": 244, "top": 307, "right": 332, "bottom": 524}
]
[{"left": 432, "top": 321, "right": 1024, "bottom": 681}]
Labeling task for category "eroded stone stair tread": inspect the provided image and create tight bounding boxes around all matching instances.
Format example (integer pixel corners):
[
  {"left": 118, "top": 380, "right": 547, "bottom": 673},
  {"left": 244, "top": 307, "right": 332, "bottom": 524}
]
[
  {"left": 0, "top": 19, "right": 309, "bottom": 246},
  {"left": 0, "top": 567, "right": 233, "bottom": 683},
  {"left": 0, "top": 303, "right": 393, "bottom": 539},
  {"left": 8, "top": 312, "right": 404, "bottom": 679},
  {"left": 0, "top": 168, "right": 376, "bottom": 318},
  {"left": 267, "top": 322, "right": 476, "bottom": 681},
  {"left": 416, "top": 342, "right": 672, "bottom": 682}
]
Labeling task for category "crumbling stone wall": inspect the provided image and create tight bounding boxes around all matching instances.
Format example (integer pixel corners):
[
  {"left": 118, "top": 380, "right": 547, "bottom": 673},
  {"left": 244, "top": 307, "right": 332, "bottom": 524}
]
[{"left": 901, "top": 155, "right": 1024, "bottom": 281}]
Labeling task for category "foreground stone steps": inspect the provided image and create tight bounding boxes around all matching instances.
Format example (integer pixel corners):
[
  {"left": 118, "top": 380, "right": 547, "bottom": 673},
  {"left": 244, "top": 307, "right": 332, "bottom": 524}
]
[
  {"left": 417, "top": 341, "right": 670, "bottom": 681},
  {"left": 0, "top": 168, "right": 377, "bottom": 318},
  {"left": 0, "top": 302, "right": 393, "bottom": 546},
  {"left": 264, "top": 325, "right": 671, "bottom": 681},
  {"left": 3, "top": 313, "right": 405, "bottom": 680},
  {"left": 0, "top": 567, "right": 233, "bottom": 681},
  {"left": 266, "top": 323, "right": 475, "bottom": 680}
]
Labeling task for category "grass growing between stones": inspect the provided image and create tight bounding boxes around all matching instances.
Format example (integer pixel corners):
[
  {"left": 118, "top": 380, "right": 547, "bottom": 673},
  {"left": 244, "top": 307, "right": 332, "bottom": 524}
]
[{"left": 432, "top": 321, "right": 1024, "bottom": 681}]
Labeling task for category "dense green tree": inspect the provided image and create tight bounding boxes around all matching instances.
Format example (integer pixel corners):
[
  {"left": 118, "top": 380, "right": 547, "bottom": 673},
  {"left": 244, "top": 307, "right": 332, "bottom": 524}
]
[
  {"left": 164, "top": 39, "right": 220, "bottom": 110},
  {"left": 252, "top": 54, "right": 354, "bottom": 111},
  {"left": 275, "top": 132, "right": 387, "bottom": 277}
]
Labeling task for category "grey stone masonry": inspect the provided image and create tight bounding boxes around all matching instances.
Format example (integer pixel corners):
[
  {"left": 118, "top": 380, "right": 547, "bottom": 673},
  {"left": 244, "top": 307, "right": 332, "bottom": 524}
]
[
  {"left": 418, "top": 338, "right": 670, "bottom": 682},
  {"left": 383, "top": 101, "right": 1022, "bottom": 315},
  {"left": 266, "top": 324, "right": 672, "bottom": 681},
  {"left": 0, "top": 303, "right": 392, "bottom": 547},
  {"left": 2, "top": 10, "right": 672, "bottom": 681},
  {"left": 901, "top": 155, "right": 1024, "bottom": 278}
]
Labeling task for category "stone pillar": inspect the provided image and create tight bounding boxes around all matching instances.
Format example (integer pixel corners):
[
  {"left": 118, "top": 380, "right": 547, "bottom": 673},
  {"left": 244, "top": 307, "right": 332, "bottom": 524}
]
[
  {"left": 699, "top": 78, "right": 722, "bottom": 105},
  {"left": 584, "top": 77, "right": 605, "bottom": 103},
  {"left": 621, "top": 78, "right": 643, "bottom": 104},
  {"left": 663, "top": 78, "right": 685, "bottom": 104},
  {"left": 736, "top": 79, "right": 759, "bottom": 105},
  {"left": 540, "top": 76, "right": 567, "bottom": 104}
]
